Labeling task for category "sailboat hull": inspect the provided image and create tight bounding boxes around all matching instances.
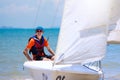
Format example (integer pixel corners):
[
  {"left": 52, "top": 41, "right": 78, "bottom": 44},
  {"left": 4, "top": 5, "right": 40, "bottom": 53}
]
[{"left": 24, "top": 61, "right": 100, "bottom": 80}]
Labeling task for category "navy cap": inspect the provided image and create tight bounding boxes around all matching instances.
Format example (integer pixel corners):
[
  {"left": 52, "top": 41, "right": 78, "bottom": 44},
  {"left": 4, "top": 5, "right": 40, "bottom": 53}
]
[{"left": 36, "top": 26, "right": 44, "bottom": 31}]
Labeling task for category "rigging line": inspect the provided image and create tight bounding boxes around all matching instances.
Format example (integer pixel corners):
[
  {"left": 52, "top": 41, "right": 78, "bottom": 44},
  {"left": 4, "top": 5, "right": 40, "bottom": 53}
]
[
  {"left": 50, "top": 0, "right": 61, "bottom": 27},
  {"left": 33, "top": 0, "right": 42, "bottom": 27},
  {"left": 46, "top": 0, "right": 61, "bottom": 46}
]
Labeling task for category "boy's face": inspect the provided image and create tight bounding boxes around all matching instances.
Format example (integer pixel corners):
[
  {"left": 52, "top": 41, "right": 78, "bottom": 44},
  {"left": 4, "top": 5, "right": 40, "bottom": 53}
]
[{"left": 36, "top": 30, "right": 43, "bottom": 38}]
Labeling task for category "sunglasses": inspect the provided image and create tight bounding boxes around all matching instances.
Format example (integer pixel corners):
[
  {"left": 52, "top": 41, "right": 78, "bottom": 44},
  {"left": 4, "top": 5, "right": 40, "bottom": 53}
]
[{"left": 36, "top": 30, "right": 43, "bottom": 32}]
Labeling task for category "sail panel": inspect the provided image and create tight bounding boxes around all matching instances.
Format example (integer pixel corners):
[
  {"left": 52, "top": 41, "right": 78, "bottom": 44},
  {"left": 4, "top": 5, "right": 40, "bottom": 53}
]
[
  {"left": 55, "top": 0, "right": 111, "bottom": 64},
  {"left": 109, "top": 0, "right": 120, "bottom": 25},
  {"left": 107, "top": 0, "right": 120, "bottom": 44}
]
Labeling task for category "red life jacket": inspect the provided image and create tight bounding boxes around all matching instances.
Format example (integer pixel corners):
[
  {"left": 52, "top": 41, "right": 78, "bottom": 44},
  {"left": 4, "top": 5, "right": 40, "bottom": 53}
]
[{"left": 29, "top": 35, "right": 46, "bottom": 60}]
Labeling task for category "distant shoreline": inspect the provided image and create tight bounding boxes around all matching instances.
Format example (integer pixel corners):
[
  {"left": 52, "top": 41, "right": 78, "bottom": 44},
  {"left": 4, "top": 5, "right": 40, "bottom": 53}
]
[{"left": 0, "top": 27, "right": 60, "bottom": 29}]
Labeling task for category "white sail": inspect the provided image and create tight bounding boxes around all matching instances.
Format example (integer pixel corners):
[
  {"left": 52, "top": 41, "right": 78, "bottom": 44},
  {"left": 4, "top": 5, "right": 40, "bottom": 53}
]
[
  {"left": 107, "top": 0, "right": 120, "bottom": 44},
  {"left": 109, "top": 0, "right": 120, "bottom": 25},
  {"left": 55, "top": 0, "right": 111, "bottom": 64}
]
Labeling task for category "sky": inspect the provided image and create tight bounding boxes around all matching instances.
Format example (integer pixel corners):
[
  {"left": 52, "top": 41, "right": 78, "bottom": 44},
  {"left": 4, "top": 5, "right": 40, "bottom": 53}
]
[{"left": 0, "top": 0, "right": 64, "bottom": 28}]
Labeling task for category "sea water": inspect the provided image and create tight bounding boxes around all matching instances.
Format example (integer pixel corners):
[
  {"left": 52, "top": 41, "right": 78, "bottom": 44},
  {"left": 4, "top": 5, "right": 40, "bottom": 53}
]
[{"left": 0, "top": 28, "right": 120, "bottom": 80}]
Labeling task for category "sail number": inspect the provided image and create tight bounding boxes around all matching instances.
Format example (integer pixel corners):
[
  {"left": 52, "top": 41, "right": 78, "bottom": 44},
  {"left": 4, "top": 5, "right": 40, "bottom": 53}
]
[{"left": 56, "top": 75, "right": 65, "bottom": 80}]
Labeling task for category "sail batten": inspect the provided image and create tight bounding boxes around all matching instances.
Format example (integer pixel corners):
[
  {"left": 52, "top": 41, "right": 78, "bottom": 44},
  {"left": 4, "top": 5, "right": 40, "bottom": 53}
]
[{"left": 55, "top": 0, "right": 111, "bottom": 64}]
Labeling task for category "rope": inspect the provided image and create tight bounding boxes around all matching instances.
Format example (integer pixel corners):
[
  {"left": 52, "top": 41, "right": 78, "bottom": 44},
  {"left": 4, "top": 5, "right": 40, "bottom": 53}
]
[
  {"left": 50, "top": 0, "right": 61, "bottom": 28},
  {"left": 33, "top": 0, "right": 61, "bottom": 28},
  {"left": 33, "top": 0, "right": 43, "bottom": 27}
]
